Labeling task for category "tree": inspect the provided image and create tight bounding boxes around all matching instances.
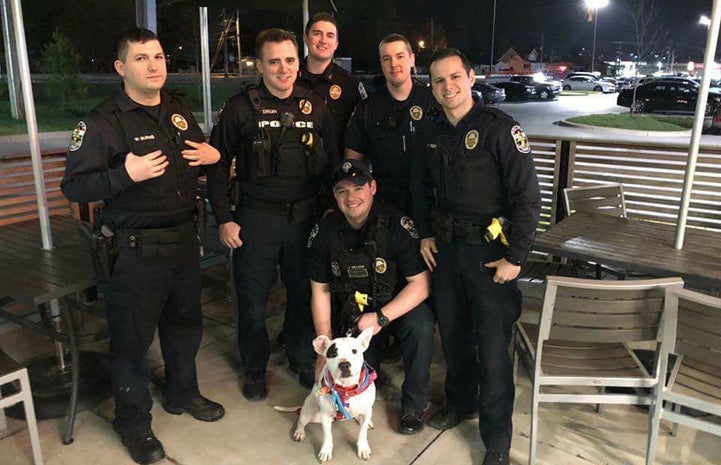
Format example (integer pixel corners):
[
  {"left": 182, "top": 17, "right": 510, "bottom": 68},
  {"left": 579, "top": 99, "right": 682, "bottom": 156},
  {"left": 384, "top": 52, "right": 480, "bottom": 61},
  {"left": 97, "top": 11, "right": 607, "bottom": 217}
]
[
  {"left": 625, "top": 0, "right": 667, "bottom": 113},
  {"left": 40, "top": 29, "right": 86, "bottom": 105}
]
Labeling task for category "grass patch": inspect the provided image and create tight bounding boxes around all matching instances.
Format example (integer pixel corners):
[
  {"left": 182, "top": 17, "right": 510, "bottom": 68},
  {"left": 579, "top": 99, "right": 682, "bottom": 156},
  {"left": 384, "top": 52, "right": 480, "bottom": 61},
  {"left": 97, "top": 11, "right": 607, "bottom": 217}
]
[
  {"left": 0, "top": 78, "right": 253, "bottom": 136},
  {"left": 560, "top": 90, "right": 599, "bottom": 96},
  {"left": 567, "top": 113, "right": 694, "bottom": 131}
]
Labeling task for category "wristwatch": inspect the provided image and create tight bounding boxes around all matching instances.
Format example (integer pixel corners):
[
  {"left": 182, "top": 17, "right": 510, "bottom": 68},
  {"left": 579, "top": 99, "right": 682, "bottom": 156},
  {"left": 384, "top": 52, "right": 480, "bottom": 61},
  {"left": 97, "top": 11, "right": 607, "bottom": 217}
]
[{"left": 376, "top": 309, "right": 390, "bottom": 328}]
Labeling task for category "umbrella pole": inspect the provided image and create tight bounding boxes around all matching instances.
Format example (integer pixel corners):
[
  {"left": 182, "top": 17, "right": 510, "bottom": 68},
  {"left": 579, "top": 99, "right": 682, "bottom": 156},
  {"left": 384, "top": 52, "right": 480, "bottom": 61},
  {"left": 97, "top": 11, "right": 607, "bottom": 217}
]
[{"left": 675, "top": 0, "right": 721, "bottom": 249}]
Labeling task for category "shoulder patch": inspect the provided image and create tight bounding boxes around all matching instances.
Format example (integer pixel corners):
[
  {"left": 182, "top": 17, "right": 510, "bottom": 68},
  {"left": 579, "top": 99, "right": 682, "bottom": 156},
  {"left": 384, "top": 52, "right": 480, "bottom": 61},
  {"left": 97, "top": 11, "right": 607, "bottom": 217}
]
[
  {"left": 400, "top": 216, "right": 419, "bottom": 239},
  {"left": 358, "top": 82, "right": 368, "bottom": 100},
  {"left": 510, "top": 125, "right": 531, "bottom": 154},
  {"left": 69, "top": 121, "right": 87, "bottom": 152},
  {"left": 307, "top": 223, "right": 319, "bottom": 248},
  {"left": 214, "top": 102, "right": 226, "bottom": 125}
]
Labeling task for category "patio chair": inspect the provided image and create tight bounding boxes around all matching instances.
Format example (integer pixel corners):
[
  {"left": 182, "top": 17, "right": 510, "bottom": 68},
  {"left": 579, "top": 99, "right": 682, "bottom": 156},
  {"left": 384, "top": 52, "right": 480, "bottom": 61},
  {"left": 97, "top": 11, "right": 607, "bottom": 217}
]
[
  {"left": 563, "top": 183, "right": 640, "bottom": 279},
  {"left": 0, "top": 350, "right": 44, "bottom": 465},
  {"left": 646, "top": 288, "right": 721, "bottom": 465},
  {"left": 513, "top": 275, "right": 684, "bottom": 465}
]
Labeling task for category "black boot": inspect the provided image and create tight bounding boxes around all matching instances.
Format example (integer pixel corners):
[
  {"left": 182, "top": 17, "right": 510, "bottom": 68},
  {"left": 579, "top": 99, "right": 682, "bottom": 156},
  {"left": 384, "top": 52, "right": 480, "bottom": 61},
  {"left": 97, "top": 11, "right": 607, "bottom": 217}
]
[
  {"left": 427, "top": 405, "right": 478, "bottom": 430},
  {"left": 242, "top": 371, "right": 268, "bottom": 401},
  {"left": 163, "top": 395, "right": 225, "bottom": 422},
  {"left": 482, "top": 449, "right": 510, "bottom": 465},
  {"left": 120, "top": 429, "right": 165, "bottom": 465}
]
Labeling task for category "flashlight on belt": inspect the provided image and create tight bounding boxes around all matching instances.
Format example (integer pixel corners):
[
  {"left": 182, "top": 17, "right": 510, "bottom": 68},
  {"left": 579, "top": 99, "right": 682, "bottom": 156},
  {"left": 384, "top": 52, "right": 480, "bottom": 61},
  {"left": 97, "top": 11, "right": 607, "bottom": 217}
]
[{"left": 484, "top": 217, "right": 510, "bottom": 246}]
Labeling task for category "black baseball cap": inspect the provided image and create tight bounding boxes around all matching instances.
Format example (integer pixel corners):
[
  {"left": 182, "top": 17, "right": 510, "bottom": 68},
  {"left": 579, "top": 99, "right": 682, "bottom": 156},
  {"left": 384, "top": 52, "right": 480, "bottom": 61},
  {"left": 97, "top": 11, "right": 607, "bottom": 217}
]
[{"left": 332, "top": 159, "right": 373, "bottom": 188}]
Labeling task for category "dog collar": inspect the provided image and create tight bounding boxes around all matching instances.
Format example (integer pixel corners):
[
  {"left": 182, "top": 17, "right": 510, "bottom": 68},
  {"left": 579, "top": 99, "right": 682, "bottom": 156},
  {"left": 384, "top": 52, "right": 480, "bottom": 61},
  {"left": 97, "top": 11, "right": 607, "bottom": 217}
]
[{"left": 318, "top": 361, "right": 377, "bottom": 420}]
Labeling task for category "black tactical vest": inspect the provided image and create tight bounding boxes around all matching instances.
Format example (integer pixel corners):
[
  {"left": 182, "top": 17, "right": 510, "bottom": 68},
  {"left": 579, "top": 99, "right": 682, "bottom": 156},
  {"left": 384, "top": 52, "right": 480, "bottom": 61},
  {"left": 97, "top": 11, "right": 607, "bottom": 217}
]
[
  {"left": 243, "top": 87, "right": 327, "bottom": 186},
  {"left": 328, "top": 213, "right": 398, "bottom": 308}
]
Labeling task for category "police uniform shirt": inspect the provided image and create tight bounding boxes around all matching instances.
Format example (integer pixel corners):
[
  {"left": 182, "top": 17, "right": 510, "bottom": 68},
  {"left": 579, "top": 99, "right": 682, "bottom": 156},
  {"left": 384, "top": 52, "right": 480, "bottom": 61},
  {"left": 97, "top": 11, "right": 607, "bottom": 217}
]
[
  {"left": 207, "top": 83, "right": 338, "bottom": 225},
  {"left": 411, "top": 98, "right": 541, "bottom": 265},
  {"left": 307, "top": 202, "right": 426, "bottom": 291},
  {"left": 297, "top": 61, "right": 366, "bottom": 156},
  {"left": 344, "top": 81, "right": 435, "bottom": 208},
  {"left": 61, "top": 88, "right": 206, "bottom": 229}
]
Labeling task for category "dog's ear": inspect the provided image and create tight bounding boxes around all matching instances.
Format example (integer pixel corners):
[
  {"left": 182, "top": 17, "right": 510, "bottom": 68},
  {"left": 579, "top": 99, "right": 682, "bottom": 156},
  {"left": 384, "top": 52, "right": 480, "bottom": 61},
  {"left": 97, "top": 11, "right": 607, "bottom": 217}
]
[
  {"left": 312, "top": 335, "right": 332, "bottom": 356},
  {"left": 357, "top": 327, "right": 374, "bottom": 352}
]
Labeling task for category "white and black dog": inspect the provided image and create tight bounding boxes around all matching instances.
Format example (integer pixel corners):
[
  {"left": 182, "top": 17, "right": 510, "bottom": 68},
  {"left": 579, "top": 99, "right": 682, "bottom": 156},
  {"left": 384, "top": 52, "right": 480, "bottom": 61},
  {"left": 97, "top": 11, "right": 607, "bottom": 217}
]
[{"left": 276, "top": 327, "right": 377, "bottom": 463}]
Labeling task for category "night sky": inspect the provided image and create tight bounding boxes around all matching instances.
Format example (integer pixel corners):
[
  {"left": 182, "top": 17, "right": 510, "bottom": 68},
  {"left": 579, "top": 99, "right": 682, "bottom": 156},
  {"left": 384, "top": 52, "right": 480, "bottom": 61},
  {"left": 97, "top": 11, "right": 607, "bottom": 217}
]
[
  {"left": 17, "top": 0, "right": 720, "bottom": 73},
  {"left": 402, "top": 0, "right": 717, "bottom": 64}
]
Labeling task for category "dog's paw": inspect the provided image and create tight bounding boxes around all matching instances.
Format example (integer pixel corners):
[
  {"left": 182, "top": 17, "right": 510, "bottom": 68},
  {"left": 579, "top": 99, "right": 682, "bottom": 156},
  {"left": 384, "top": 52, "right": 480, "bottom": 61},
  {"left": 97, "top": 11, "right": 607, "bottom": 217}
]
[
  {"left": 293, "top": 428, "right": 305, "bottom": 442},
  {"left": 317, "top": 445, "right": 333, "bottom": 463},
  {"left": 357, "top": 440, "right": 371, "bottom": 460}
]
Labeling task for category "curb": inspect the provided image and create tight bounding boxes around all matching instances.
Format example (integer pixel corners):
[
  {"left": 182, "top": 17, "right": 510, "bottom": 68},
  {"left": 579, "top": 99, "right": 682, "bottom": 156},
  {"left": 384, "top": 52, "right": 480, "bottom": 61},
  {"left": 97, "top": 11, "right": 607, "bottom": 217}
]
[{"left": 556, "top": 119, "right": 692, "bottom": 138}]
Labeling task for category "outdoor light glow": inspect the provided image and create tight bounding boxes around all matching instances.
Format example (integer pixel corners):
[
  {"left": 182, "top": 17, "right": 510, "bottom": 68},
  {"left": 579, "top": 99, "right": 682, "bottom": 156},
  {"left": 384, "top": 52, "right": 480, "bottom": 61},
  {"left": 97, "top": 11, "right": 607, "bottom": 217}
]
[
  {"left": 418, "top": 40, "right": 425, "bottom": 49},
  {"left": 585, "top": 0, "right": 609, "bottom": 9},
  {"left": 688, "top": 61, "right": 695, "bottom": 72},
  {"left": 699, "top": 15, "right": 711, "bottom": 27}
]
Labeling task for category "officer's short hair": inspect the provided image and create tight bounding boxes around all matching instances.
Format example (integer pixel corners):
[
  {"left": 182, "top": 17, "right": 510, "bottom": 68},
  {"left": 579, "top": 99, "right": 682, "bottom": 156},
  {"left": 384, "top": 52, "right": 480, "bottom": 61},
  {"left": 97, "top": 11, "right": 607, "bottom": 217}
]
[
  {"left": 304, "top": 12, "right": 337, "bottom": 37},
  {"left": 116, "top": 28, "right": 159, "bottom": 62},
  {"left": 378, "top": 33, "right": 412, "bottom": 57},
  {"left": 428, "top": 48, "right": 473, "bottom": 78},
  {"left": 255, "top": 28, "right": 299, "bottom": 59}
]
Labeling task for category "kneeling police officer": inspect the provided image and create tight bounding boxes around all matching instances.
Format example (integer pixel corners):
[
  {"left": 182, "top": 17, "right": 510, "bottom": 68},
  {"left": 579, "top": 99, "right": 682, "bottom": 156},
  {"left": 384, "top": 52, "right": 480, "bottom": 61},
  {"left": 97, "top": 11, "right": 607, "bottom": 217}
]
[{"left": 307, "top": 159, "right": 435, "bottom": 434}]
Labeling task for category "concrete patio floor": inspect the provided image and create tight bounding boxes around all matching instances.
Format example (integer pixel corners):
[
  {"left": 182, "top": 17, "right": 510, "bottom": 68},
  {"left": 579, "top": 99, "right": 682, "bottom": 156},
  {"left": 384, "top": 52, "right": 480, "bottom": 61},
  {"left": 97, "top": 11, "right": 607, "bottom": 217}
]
[{"left": 1, "top": 268, "right": 719, "bottom": 465}]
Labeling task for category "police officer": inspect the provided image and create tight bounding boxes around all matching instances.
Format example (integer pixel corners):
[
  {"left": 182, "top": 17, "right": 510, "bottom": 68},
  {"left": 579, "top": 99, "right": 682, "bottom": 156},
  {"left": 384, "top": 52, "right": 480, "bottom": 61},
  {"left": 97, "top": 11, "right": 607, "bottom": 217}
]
[
  {"left": 61, "top": 28, "right": 225, "bottom": 465},
  {"left": 206, "top": 28, "right": 337, "bottom": 401},
  {"left": 297, "top": 12, "right": 367, "bottom": 157},
  {"left": 411, "top": 49, "right": 541, "bottom": 465},
  {"left": 308, "top": 158, "right": 435, "bottom": 435},
  {"left": 344, "top": 33, "right": 435, "bottom": 212}
]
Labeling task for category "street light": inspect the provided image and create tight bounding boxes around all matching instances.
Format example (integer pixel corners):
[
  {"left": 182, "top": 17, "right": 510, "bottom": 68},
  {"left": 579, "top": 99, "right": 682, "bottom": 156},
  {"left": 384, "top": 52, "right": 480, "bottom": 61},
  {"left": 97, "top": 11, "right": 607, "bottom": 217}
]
[
  {"left": 586, "top": 0, "right": 609, "bottom": 73},
  {"left": 700, "top": 15, "right": 711, "bottom": 28}
]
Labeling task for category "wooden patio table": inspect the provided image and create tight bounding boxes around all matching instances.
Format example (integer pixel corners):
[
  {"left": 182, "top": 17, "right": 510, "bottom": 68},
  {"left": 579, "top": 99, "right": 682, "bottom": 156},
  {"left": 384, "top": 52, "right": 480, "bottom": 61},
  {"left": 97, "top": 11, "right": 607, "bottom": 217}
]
[
  {"left": 0, "top": 215, "right": 108, "bottom": 445},
  {"left": 532, "top": 211, "right": 721, "bottom": 289}
]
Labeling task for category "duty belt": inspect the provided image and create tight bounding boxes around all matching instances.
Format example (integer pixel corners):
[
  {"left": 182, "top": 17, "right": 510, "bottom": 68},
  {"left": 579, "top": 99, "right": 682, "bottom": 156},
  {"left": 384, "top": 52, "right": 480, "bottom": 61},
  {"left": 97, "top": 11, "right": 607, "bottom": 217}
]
[
  {"left": 241, "top": 195, "right": 317, "bottom": 223},
  {"left": 117, "top": 221, "right": 196, "bottom": 257}
]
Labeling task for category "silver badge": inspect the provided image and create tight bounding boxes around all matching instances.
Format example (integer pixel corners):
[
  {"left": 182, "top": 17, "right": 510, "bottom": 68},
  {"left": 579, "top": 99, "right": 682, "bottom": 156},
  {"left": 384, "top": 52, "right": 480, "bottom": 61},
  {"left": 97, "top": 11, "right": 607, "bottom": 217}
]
[{"left": 331, "top": 262, "right": 341, "bottom": 277}]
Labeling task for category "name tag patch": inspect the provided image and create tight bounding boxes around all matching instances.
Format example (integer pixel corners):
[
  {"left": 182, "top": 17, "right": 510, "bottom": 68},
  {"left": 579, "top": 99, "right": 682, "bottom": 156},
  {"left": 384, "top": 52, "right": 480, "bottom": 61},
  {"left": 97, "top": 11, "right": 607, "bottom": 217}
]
[{"left": 347, "top": 265, "right": 369, "bottom": 278}]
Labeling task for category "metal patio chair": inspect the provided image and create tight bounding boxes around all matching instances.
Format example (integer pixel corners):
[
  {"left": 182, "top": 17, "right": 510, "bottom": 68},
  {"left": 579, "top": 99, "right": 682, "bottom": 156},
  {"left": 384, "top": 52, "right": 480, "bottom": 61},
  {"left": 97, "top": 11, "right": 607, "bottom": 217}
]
[
  {"left": 513, "top": 275, "right": 684, "bottom": 465},
  {"left": 646, "top": 288, "right": 721, "bottom": 465}
]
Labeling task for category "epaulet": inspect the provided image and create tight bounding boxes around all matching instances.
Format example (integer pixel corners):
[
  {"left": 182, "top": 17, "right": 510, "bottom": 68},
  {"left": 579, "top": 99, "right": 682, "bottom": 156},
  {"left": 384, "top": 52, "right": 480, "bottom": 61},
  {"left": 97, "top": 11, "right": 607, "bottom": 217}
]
[
  {"left": 94, "top": 96, "right": 119, "bottom": 116},
  {"left": 479, "top": 106, "right": 514, "bottom": 124}
]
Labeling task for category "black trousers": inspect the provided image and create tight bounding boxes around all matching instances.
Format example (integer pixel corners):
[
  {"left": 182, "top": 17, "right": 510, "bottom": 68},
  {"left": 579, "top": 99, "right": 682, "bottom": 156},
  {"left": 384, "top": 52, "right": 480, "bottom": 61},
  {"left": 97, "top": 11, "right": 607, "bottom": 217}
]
[
  {"left": 232, "top": 206, "right": 316, "bottom": 374},
  {"left": 432, "top": 240, "right": 521, "bottom": 454},
  {"left": 349, "top": 301, "right": 435, "bottom": 413},
  {"left": 104, "top": 232, "right": 202, "bottom": 439}
]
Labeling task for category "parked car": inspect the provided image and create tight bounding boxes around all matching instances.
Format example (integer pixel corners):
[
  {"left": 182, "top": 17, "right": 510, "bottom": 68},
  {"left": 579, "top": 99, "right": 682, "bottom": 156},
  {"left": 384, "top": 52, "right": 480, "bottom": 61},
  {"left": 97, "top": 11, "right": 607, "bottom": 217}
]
[
  {"left": 564, "top": 71, "right": 601, "bottom": 81},
  {"left": 562, "top": 75, "right": 616, "bottom": 93},
  {"left": 485, "top": 74, "right": 561, "bottom": 100},
  {"left": 508, "top": 75, "right": 561, "bottom": 100},
  {"left": 492, "top": 81, "right": 536, "bottom": 101},
  {"left": 472, "top": 82, "right": 506, "bottom": 105},
  {"left": 615, "top": 76, "right": 636, "bottom": 90},
  {"left": 617, "top": 79, "right": 721, "bottom": 115}
]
